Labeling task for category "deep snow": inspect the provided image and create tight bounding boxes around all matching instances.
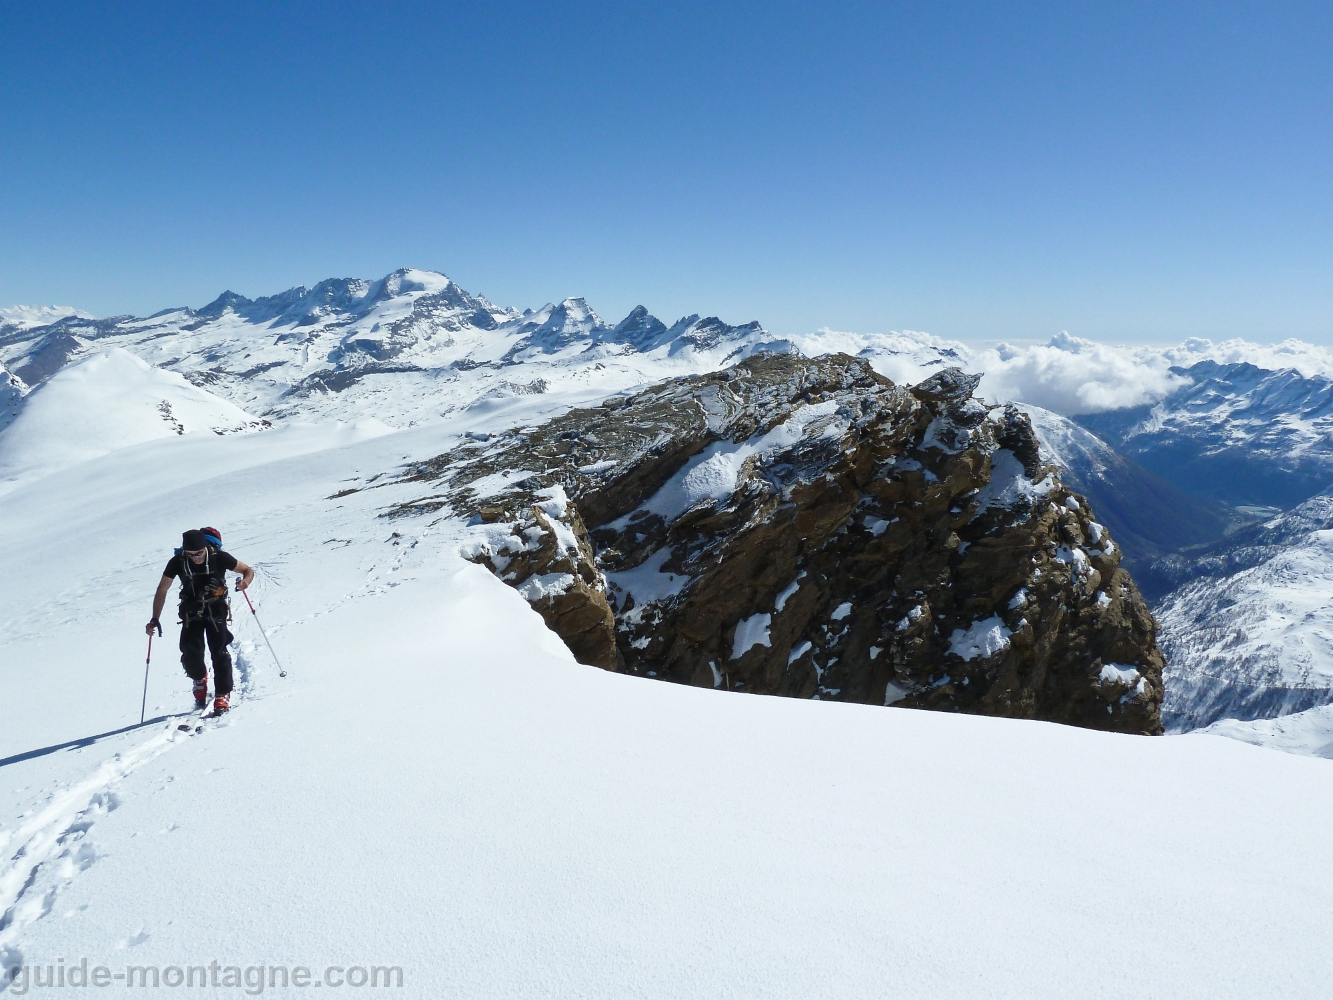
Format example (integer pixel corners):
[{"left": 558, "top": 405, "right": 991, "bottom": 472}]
[{"left": 2, "top": 348, "right": 1332, "bottom": 998}]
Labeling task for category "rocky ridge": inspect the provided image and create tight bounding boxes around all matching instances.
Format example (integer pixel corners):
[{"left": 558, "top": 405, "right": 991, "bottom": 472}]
[
  {"left": 389, "top": 353, "right": 1164, "bottom": 734},
  {"left": 0, "top": 360, "right": 25, "bottom": 435}
]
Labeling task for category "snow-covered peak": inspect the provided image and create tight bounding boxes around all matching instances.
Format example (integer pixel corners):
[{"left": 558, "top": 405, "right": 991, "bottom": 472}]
[
  {"left": 1018, "top": 403, "right": 1120, "bottom": 481},
  {"left": 602, "top": 305, "right": 667, "bottom": 351},
  {"left": 501, "top": 296, "right": 611, "bottom": 358},
  {"left": 0, "top": 348, "right": 266, "bottom": 494},
  {"left": 377, "top": 267, "right": 456, "bottom": 299}
]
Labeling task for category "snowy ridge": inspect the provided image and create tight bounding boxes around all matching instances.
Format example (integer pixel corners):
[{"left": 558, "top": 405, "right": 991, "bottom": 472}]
[
  {"left": 0, "top": 349, "right": 270, "bottom": 495},
  {"left": 0, "top": 359, "right": 24, "bottom": 436},
  {"left": 0, "top": 304, "right": 94, "bottom": 332},
  {"left": 1200, "top": 702, "right": 1333, "bottom": 760}
]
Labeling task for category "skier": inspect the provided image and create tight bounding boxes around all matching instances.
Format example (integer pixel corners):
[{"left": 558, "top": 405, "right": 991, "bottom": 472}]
[{"left": 146, "top": 528, "right": 254, "bottom": 714}]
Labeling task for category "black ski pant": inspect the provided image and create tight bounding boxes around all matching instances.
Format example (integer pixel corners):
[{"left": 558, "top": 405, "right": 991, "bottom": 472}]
[{"left": 180, "top": 618, "right": 234, "bottom": 696}]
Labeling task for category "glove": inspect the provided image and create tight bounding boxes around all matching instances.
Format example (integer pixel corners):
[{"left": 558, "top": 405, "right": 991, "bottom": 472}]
[{"left": 146, "top": 618, "right": 162, "bottom": 636}]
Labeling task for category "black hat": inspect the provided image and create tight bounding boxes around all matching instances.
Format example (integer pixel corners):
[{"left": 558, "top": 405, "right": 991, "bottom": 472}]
[{"left": 182, "top": 529, "right": 208, "bottom": 550}]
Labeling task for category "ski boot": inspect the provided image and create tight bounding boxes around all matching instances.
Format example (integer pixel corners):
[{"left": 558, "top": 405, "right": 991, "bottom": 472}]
[
  {"left": 192, "top": 676, "right": 209, "bottom": 709},
  {"left": 213, "top": 694, "right": 230, "bottom": 715}
]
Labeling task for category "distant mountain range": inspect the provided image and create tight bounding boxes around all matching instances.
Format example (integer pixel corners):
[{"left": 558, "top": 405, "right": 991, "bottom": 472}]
[
  {"left": 6, "top": 271, "right": 1330, "bottom": 541},
  {"left": 1076, "top": 360, "right": 1333, "bottom": 511},
  {"left": 0, "top": 269, "right": 803, "bottom": 430}
]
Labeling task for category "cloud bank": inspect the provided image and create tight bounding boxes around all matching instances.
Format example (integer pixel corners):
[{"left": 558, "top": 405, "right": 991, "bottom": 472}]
[{"left": 796, "top": 329, "right": 1333, "bottom": 417}]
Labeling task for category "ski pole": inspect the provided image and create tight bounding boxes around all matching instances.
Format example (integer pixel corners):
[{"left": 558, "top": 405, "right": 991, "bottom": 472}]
[
  {"left": 140, "top": 632, "right": 156, "bottom": 725},
  {"left": 242, "top": 589, "right": 287, "bottom": 677}
]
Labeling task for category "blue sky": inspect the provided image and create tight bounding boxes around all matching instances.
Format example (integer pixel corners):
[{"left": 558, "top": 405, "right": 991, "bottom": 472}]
[{"left": 2, "top": 1, "right": 1330, "bottom": 343}]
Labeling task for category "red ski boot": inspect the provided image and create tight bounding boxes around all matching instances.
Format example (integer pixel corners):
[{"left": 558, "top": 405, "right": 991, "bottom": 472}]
[
  {"left": 192, "top": 676, "right": 209, "bottom": 709},
  {"left": 213, "top": 694, "right": 230, "bottom": 715}
]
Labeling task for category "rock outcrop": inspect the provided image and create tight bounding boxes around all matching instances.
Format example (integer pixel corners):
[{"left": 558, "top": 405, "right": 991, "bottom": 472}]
[{"left": 393, "top": 353, "right": 1164, "bottom": 734}]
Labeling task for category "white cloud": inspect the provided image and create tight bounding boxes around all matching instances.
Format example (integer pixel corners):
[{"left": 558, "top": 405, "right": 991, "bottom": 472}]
[
  {"left": 972, "top": 332, "right": 1189, "bottom": 414},
  {"left": 795, "top": 328, "right": 1333, "bottom": 417},
  {"left": 1156, "top": 337, "right": 1333, "bottom": 379}
]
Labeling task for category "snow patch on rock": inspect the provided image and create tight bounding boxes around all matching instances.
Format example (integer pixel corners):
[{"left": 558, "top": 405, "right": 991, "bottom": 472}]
[
  {"left": 975, "top": 449, "right": 1055, "bottom": 511},
  {"left": 948, "top": 616, "right": 1013, "bottom": 661},
  {"left": 732, "top": 613, "right": 773, "bottom": 659}
]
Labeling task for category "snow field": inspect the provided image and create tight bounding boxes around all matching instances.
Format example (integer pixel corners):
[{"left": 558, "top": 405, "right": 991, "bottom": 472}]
[{"left": 9, "top": 546, "right": 1333, "bottom": 998}]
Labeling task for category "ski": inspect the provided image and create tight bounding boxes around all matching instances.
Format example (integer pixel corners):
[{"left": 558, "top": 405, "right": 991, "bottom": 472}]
[
  {"left": 174, "top": 700, "right": 220, "bottom": 732},
  {"left": 181, "top": 706, "right": 233, "bottom": 732}
]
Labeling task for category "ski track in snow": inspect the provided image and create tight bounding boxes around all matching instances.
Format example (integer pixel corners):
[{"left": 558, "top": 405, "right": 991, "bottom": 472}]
[
  {"left": 0, "top": 638, "right": 267, "bottom": 977},
  {"left": 0, "top": 540, "right": 429, "bottom": 979},
  {"left": 0, "top": 435, "right": 438, "bottom": 975},
  {"left": 0, "top": 619, "right": 283, "bottom": 981},
  {"left": 1, "top": 723, "right": 187, "bottom": 971}
]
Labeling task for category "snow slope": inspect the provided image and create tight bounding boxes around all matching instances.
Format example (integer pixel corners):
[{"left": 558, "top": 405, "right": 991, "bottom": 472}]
[
  {"left": 1202, "top": 703, "right": 1333, "bottom": 760},
  {"left": 1, "top": 363, "right": 1332, "bottom": 998},
  {"left": 0, "top": 349, "right": 269, "bottom": 495},
  {"left": 1157, "top": 495, "right": 1333, "bottom": 734}
]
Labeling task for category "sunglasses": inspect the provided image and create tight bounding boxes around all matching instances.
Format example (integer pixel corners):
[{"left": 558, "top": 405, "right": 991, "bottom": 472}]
[{"left": 184, "top": 548, "right": 207, "bottom": 557}]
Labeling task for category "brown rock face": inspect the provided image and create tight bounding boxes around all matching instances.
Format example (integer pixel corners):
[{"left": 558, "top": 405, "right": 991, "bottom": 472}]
[
  {"left": 466, "top": 492, "right": 620, "bottom": 670},
  {"left": 393, "top": 353, "right": 1164, "bottom": 734}
]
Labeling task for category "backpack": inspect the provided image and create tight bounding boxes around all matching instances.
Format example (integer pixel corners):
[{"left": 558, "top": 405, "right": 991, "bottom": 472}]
[{"left": 176, "top": 526, "right": 230, "bottom": 616}]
